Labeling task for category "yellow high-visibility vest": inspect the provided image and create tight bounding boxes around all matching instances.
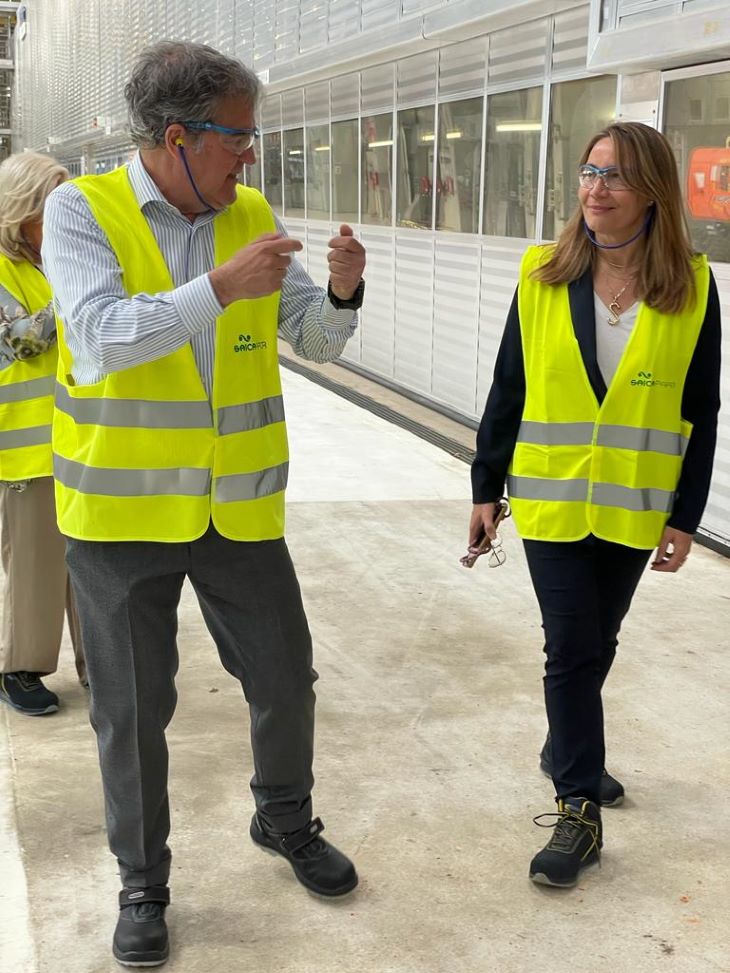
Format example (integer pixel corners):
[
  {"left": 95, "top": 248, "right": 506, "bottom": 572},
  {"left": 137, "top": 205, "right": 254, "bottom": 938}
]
[
  {"left": 0, "top": 254, "right": 56, "bottom": 481},
  {"left": 53, "top": 166, "right": 287, "bottom": 542},
  {"left": 507, "top": 244, "right": 709, "bottom": 549}
]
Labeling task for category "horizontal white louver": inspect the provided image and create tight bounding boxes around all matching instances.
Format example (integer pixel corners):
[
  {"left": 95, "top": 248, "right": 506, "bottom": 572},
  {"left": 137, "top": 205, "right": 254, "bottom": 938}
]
[
  {"left": 362, "top": 64, "right": 395, "bottom": 113},
  {"left": 394, "top": 233, "right": 435, "bottom": 394},
  {"left": 305, "top": 82, "right": 330, "bottom": 124},
  {"left": 331, "top": 74, "right": 360, "bottom": 119},
  {"left": 275, "top": 0, "right": 300, "bottom": 62},
  {"left": 401, "top": 0, "right": 446, "bottom": 15},
  {"left": 439, "top": 38, "right": 488, "bottom": 99},
  {"left": 397, "top": 51, "right": 438, "bottom": 106},
  {"left": 282, "top": 89, "right": 304, "bottom": 128},
  {"left": 262, "top": 94, "right": 282, "bottom": 131},
  {"left": 361, "top": 0, "right": 399, "bottom": 33},
  {"left": 299, "top": 0, "right": 328, "bottom": 54},
  {"left": 359, "top": 230, "right": 396, "bottom": 378},
  {"left": 432, "top": 240, "right": 481, "bottom": 416},
  {"left": 329, "top": 0, "right": 360, "bottom": 43},
  {"left": 488, "top": 18, "right": 549, "bottom": 87},
  {"left": 475, "top": 244, "right": 523, "bottom": 418},
  {"left": 551, "top": 6, "right": 590, "bottom": 76}
]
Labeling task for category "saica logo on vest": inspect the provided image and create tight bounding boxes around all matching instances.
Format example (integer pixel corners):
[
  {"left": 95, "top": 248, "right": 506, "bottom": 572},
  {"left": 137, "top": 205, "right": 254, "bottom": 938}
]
[
  {"left": 234, "top": 333, "right": 268, "bottom": 353},
  {"left": 630, "top": 370, "right": 676, "bottom": 389}
]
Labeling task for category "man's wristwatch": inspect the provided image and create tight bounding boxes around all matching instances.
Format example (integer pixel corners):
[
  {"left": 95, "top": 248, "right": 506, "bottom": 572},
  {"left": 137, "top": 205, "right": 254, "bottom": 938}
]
[{"left": 327, "top": 279, "right": 365, "bottom": 310}]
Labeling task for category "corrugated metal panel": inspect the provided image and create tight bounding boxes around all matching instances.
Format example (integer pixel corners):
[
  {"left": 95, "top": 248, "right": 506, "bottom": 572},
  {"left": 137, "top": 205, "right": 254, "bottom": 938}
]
[
  {"left": 359, "top": 230, "right": 396, "bottom": 378},
  {"left": 488, "top": 18, "right": 549, "bottom": 87},
  {"left": 475, "top": 245, "right": 523, "bottom": 418},
  {"left": 551, "top": 5, "right": 590, "bottom": 76},
  {"left": 305, "top": 82, "right": 330, "bottom": 124},
  {"left": 361, "top": 0, "right": 399, "bottom": 33},
  {"left": 299, "top": 0, "right": 328, "bottom": 54},
  {"left": 438, "top": 38, "right": 487, "bottom": 99},
  {"left": 401, "top": 0, "right": 446, "bottom": 15},
  {"left": 282, "top": 89, "right": 304, "bottom": 128},
  {"left": 331, "top": 73, "right": 360, "bottom": 119},
  {"left": 398, "top": 51, "right": 438, "bottom": 106},
  {"left": 362, "top": 64, "right": 395, "bottom": 114},
  {"left": 329, "top": 0, "right": 360, "bottom": 44},
  {"left": 276, "top": 0, "right": 300, "bottom": 62},
  {"left": 393, "top": 233, "right": 435, "bottom": 393},
  {"left": 432, "top": 240, "right": 481, "bottom": 415},
  {"left": 262, "top": 93, "right": 282, "bottom": 131},
  {"left": 254, "top": 0, "right": 275, "bottom": 68}
]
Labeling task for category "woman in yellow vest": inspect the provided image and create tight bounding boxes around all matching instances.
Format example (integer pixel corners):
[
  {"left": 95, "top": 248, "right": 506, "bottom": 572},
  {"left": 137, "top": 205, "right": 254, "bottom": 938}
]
[
  {"left": 469, "top": 122, "right": 721, "bottom": 888},
  {"left": 0, "top": 152, "right": 84, "bottom": 716}
]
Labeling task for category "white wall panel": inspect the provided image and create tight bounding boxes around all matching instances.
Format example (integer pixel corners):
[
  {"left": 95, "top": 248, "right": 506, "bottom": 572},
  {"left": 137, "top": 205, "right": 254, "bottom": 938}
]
[
  {"left": 552, "top": 6, "right": 590, "bottom": 76},
  {"left": 299, "top": 0, "right": 329, "bottom": 54},
  {"left": 361, "top": 64, "right": 395, "bottom": 114},
  {"left": 359, "top": 230, "right": 396, "bottom": 378},
  {"left": 394, "top": 233, "right": 435, "bottom": 393},
  {"left": 488, "top": 18, "right": 549, "bottom": 87},
  {"left": 282, "top": 89, "right": 304, "bottom": 128},
  {"left": 475, "top": 245, "right": 523, "bottom": 417},
  {"left": 305, "top": 82, "right": 330, "bottom": 124},
  {"left": 432, "top": 240, "right": 481, "bottom": 416},
  {"left": 361, "top": 0, "right": 399, "bottom": 33},
  {"left": 397, "top": 51, "right": 438, "bottom": 106},
  {"left": 329, "top": 0, "right": 361, "bottom": 44},
  {"left": 331, "top": 74, "right": 360, "bottom": 119},
  {"left": 438, "top": 38, "right": 488, "bottom": 99}
]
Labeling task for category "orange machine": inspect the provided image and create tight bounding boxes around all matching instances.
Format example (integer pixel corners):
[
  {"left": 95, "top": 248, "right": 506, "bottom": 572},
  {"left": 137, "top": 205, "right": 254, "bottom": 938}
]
[{"left": 687, "top": 139, "right": 730, "bottom": 220}]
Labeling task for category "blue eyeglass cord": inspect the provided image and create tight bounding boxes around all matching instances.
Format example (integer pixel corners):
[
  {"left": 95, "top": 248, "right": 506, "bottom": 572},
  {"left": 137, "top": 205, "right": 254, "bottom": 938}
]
[
  {"left": 177, "top": 143, "right": 220, "bottom": 214},
  {"left": 583, "top": 208, "right": 653, "bottom": 250}
]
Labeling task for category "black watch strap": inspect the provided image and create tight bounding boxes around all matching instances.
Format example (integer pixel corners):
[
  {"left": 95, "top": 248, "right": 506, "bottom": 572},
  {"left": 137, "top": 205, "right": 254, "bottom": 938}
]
[{"left": 327, "top": 279, "right": 365, "bottom": 310}]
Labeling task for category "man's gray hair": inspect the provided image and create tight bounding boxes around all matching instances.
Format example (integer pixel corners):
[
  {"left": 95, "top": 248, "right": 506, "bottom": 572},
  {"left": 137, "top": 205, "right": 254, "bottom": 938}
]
[{"left": 125, "top": 41, "right": 261, "bottom": 148}]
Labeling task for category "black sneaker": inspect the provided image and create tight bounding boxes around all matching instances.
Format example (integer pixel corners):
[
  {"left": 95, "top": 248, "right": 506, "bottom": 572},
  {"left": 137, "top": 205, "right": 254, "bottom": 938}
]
[
  {"left": 529, "top": 797, "right": 602, "bottom": 887},
  {"left": 539, "top": 734, "right": 624, "bottom": 807},
  {"left": 112, "top": 886, "right": 170, "bottom": 968},
  {"left": 0, "top": 672, "right": 59, "bottom": 715},
  {"left": 250, "top": 814, "right": 358, "bottom": 897}
]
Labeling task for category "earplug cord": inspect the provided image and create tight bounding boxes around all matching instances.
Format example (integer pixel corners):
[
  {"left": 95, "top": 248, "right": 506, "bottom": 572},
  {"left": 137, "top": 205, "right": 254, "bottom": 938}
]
[{"left": 175, "top": 140, "right": 219, "bottom": 214}]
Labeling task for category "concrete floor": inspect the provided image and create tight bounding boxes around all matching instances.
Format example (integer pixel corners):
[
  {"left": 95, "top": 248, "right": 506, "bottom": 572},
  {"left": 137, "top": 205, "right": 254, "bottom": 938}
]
[{"left": 1, "top": 367, "right": 729, "bottom": 973}]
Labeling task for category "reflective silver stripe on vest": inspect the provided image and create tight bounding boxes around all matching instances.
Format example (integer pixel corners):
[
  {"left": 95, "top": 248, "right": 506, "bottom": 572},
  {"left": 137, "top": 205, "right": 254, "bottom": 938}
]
[
  {"left": 0, "top": 375, "right": 55, "bottom": 405},
  {"left": 55, "top": 385, "right": 212, "bottom": 429},
  {"left": 596, "top": 424, "right": 688, "bottom": 458},
  {"left": 517, "top": 421, "right": 594, "bottom": 446},
  {"left": 0, "top": 425, "right": 51, "bottom": 450},
  {"left": 215, "top": 461, "right": 289, "bottom": 503},
  {"left": 54, "top": 455, "right": 211, "bottom": 497},
  {"left": 591, "top": 482, "right": 675, "bottom": 514},
  {"left": 217, "top": 395, "right": 285, "bottom": 436},
  {"left": 507, "top": 474, "right": 588, "bottom": 502},
  {"left": 518, "top": 420, "right": 688, "bottom": 457}
]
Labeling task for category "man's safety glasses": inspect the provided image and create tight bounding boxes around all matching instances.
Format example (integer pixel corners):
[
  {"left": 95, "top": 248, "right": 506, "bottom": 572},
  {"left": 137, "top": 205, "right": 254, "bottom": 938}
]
[
  {"left": 182, "top": 121, "right": 261, "bottom": 154},
  {"left": 577, "top": 164, "right": 629, "bottom": 191}
]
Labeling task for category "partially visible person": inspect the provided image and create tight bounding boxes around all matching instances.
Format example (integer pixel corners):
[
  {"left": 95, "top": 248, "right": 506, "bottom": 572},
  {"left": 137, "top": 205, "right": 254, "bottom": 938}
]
[
  {"left": 0, "top": 152, "right": 85, "bottom": 715},
  {"left": 469, "top": 122, "right": 721, "bottom": 888}
]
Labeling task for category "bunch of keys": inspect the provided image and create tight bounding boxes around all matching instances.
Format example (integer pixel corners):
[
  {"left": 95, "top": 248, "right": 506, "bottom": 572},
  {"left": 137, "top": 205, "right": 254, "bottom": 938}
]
[{"left": 460, "top": 497, "right": 511, "bottom": 569}]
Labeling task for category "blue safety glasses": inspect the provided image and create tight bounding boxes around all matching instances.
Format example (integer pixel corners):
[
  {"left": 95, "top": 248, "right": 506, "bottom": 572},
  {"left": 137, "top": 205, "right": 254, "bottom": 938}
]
[{"left": 181, "top": 120, "right": 261, "bottom": 154}]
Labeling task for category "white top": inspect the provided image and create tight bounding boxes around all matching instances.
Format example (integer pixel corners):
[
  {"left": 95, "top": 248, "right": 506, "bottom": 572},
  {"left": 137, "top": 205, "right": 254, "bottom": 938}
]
[{"left": 594, "top": 292, "right": 640, "bottom": 387}]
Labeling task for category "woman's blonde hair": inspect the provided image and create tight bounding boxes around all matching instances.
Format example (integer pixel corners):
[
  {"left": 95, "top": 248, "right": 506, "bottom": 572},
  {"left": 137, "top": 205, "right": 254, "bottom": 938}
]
[
  {"left": 0, "top": 151, "right": 68, "bottom": 262},
  {"left": 533, "top": 121, "right": 696, "bottom": 314}
]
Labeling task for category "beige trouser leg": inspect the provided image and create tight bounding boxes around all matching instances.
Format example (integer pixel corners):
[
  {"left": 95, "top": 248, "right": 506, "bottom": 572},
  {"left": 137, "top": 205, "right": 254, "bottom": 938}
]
[{"left": 0, "top": 477, "right": 85, "bottom": 678}]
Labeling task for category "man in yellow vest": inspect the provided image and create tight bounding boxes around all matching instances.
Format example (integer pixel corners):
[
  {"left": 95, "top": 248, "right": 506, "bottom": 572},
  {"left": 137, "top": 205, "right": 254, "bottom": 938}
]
[{"left": 43, "top": 41, "right": 366, "bottom": 967}]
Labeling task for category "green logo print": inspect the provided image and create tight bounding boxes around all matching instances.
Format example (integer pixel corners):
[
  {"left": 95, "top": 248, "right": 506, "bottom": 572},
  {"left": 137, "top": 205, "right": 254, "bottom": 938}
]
[
  {"left": 630, "top": 369, "right": 675, "bottom": 389},
  {"left": 234, "top": 333, "right": 268, "bottom": 353}
]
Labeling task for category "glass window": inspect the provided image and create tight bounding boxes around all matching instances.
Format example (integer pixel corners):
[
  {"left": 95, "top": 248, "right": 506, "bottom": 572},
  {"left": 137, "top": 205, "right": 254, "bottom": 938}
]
[
  {"left": 263, "top": 132, "right": 282, "bottom": 214},
  {"left": 306, "top": 124, "right": 330, "bottom": 221},
  {"left": 396, "top": 106, "right": 435, "bottom": 230},
  {"left": 664, "top": 70, "right": 730, "bottom": 263},
  {"left": 362, "top": 114, "right": 393, "bottom": 226},
  {"left": 245, "top": 150, "right": 262, "bottom": 192},
  {"left": 283, "top": 128, "right": 305, "bottom": 218},
  {"left": 436, "top": 97, "right": 483, "bottom": 234},
  {"left": 543, "top": 76, "right": 616, "bottom": 240},
  {"left": 483, "top": 87, "right": 541, "bottom": 238},
  {"left": 332, "top": 119, "right": 359, "bottom": 224}
]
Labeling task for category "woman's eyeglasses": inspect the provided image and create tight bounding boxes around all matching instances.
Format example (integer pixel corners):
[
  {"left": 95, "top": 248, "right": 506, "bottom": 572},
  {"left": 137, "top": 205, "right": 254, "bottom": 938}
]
[{"left": 577, "top": 164, "right": 629, "bottom": 191}]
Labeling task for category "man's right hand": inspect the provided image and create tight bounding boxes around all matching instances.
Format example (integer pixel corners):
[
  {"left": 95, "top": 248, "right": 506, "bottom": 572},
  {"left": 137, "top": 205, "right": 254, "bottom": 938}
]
[
  {"left": 209, "top": 233, "right": 303, "bottom": 307},
  {"left": 468, "top": 502, "right": 499, "bottom": 547}
]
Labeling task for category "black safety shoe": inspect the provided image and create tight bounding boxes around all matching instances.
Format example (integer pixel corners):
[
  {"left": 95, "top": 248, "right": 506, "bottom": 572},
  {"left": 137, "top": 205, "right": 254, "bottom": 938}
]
[
  {"left": 539, "top": 734, "right": 624, "bottom": 807},
  {"left": 0, "top": 672, "right": 59, "bottom": 715},
  {"left": 250, "top": 814, "right": 358, "bottom": 897},
  {"left": 529, "top": 797, "right": 602, "bottom": 887},
  {"left": 112, "top": 886, "right": 170, "bottom": 968}
]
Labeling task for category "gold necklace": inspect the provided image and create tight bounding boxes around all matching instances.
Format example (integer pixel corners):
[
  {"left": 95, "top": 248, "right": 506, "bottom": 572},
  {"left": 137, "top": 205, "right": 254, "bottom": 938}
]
[{"left": 607, "top": 282, "right": 631, "bottom": 326}]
